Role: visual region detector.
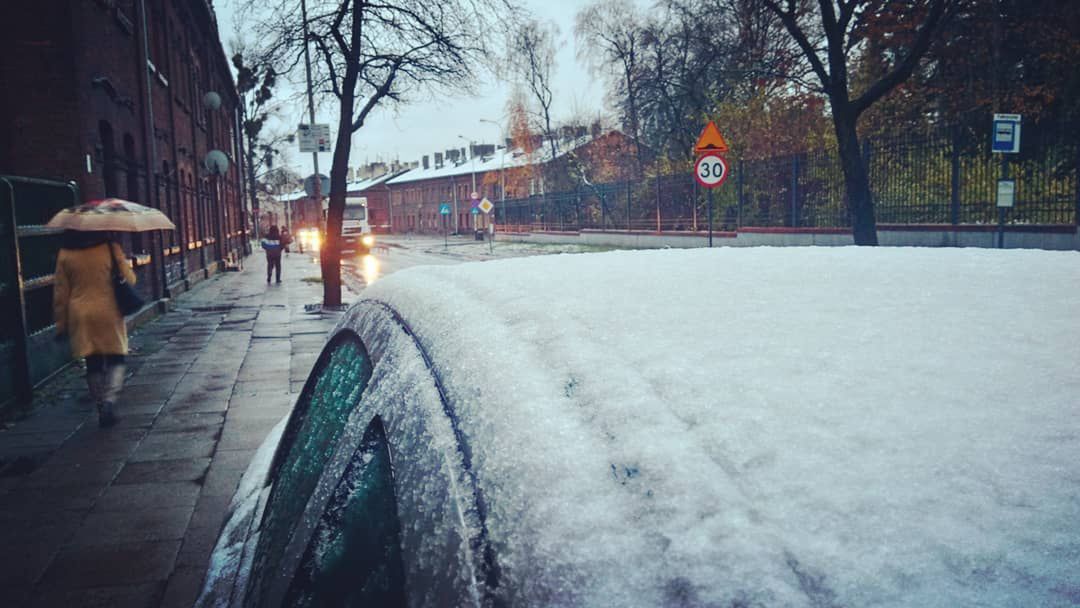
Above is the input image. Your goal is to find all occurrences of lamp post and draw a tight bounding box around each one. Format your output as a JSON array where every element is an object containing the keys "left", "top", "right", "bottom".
[
  {"left": 457, "top": 135, "right": 478, "bottom": 233},
  {"left": 479, "top": 119, "right": 507, "bottom": 223},
  {"left": 479, "top": 120, "right": 506, "bottom": 199}
]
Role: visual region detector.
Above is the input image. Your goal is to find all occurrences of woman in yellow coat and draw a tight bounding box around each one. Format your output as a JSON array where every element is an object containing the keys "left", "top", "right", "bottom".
[{"left": 52, "top": 230, "right": 136, "bottom": 427}]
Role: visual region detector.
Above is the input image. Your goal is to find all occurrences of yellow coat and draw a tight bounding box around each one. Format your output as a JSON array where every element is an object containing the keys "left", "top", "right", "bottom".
[{"left": 52, "top": 242, "right": 137, "bottom": 358}]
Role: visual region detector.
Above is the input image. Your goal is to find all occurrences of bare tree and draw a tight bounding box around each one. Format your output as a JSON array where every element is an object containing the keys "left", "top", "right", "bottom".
[
  {"left": 762, "top": 0, "right": 958, "bottom": 245},
  {"left": 232, "top": 48, "right": 288, "bottom": 238},
  {"left": 508, "top": 19, "right": 561, "bottom": 163},
  {"left": 242, "top": 0, "right": 512, "bottom": 305},
  {"left": 575, "top": 0, "right": 646, "bottom": 175}
]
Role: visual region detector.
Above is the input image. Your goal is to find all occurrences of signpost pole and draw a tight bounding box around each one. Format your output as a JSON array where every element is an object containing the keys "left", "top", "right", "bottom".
[
  {"left": 707, "top": 188, "right": 713, "bottom": 248},
  {"left": 693, "top": 121, "right": 730, "bottom": 249},
  {"left": 998, "top": 156, "right": 1008, "bottom": 249},
  {"left": 300, "top": 0, "right": 322, "bottom": 216},
  {"left": 991, "top": 113, "right": 1021, "bottom": 249}
]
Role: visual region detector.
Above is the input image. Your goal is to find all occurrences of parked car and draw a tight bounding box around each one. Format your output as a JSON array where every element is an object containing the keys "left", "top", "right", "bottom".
[{"left": 199, "top": 247, "right": 1080, "bottom": 608}]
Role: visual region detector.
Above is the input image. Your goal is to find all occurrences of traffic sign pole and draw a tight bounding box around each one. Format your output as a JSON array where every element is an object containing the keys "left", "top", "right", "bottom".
[
  {"left": 693, "top": 123, "right": 732, "bottom": 249},
  {"left": 707, "top": 188, "right": 713, "bottom": 247},
  {"left": 998, "top": 158, "right": 1008, "bottom": 249}
]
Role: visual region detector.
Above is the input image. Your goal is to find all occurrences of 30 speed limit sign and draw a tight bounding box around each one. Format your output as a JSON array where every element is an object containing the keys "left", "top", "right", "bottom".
[{"left": 694, "top": 153, "right": 729, "bottom": 188}]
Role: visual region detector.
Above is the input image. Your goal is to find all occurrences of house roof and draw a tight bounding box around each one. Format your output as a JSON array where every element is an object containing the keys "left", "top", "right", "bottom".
[
  {"left": 385, "top": 131, "right": 616, "bottom": 186},
  {"left": 274, "top": 170, "right": 402, "bottom": 203}
]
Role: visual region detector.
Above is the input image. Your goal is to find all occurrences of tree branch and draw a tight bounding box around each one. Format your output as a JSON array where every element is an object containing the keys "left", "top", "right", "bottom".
[
  {"left": 851, "top": 0, "right": 952, "bottom": 115},
  {"left": 762, "top": 0, "right": 831, "bottom": 90}
]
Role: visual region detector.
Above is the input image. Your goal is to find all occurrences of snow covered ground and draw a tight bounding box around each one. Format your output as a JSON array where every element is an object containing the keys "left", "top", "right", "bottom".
[{"left": 360, "top": 246, "right": 1080, "bottom": 607}]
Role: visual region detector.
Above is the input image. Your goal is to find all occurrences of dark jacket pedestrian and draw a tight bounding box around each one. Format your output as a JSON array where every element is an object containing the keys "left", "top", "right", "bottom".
[
  {"left": 280, "top": 226, "right": 292, "bottom": 254},
  {"left": 52, "top": 230, "right": 135, "bottom": 427},
  {"left": 261, "top": 225, "right": 284, "bottom": 283}
]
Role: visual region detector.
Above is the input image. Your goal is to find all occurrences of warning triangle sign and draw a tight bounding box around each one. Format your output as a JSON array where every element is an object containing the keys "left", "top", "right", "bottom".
[{"left": 694, "top": 121, "right": 729, "bottom": 155}]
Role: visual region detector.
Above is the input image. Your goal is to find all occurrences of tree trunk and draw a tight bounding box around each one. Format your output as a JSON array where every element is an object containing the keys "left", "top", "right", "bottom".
[
  {"left": 832, "top": 104, "right": 878, "bottom": 245},
  {"left": 321, "top": 111, "right": 352, "bottom": 307},
  {"left": 245, "top": 143, "right": 260, "bottom": 239}
]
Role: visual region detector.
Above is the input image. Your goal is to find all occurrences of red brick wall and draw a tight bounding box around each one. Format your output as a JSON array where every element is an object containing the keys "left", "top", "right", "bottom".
[{"left": 0, "top": 0, "right": 247, "bottom": 295}]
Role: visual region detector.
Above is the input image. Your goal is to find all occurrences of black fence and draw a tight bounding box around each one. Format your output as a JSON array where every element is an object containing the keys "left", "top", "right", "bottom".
[
  {"left": 496, "top": 123, "right": 1079, "bottom": 232},
  {"left": 1, "top": 176, "right": 81, "bottom": 406}
]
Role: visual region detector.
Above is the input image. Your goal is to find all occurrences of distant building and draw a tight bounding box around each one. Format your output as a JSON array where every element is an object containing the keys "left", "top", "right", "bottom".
[
  {"left": 274, "top": 169, "right": 407, "bottom": 234},
  {"left": 0, "top": 0, "right": 247, "bottom": 298},
  {"left": 385, "top": 129, "right": 642, "bottom": 234}
]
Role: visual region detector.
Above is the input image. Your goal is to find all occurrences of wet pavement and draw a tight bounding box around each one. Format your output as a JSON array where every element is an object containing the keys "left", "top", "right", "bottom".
[{"left": 0, "top": 250, "right": 357, "bottom": 607}]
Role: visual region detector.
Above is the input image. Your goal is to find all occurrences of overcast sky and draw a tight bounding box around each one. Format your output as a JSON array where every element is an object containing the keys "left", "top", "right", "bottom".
[{"left": 214, "top": 0, "right": 609, "bottom": 178}]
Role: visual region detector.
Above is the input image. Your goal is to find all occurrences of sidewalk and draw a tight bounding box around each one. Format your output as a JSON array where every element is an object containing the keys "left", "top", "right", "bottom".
[{"left": 0, "top": 250, "right": 356, "bottom": 607}]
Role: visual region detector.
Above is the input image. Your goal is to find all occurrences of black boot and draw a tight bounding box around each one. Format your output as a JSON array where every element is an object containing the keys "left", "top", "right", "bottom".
[{"left": 98, "top": 402, "right": 118, "bottom": 427}]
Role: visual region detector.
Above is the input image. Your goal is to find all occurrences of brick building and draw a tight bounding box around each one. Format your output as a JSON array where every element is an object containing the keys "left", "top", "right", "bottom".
[
  {"left": 386, "top": 129, "right": 641, "bottom": 234},
  {"left": 273, "top": 169, "right": 410, "bottom": 235},
  {"left": 0, "top": 0, "right": 247, "bottom": 301}
]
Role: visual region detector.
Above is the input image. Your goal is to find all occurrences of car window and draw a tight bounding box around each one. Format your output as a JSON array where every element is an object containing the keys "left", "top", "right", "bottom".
[
  {"left": 282, "top": 415, "right": 407, "bottom": 607},
  {"left": 246, "top": 332, "right": 374, "bottom": 607}
]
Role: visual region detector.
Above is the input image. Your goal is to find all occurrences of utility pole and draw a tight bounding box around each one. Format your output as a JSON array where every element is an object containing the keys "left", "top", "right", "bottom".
[{"left": 300, "top": 0, "right": 322, "bottom": 223}]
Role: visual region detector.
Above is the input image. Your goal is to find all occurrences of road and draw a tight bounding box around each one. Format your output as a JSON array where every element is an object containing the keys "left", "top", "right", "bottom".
[{"left": 331, "top": 234, "right": 612, "bottom": 293}]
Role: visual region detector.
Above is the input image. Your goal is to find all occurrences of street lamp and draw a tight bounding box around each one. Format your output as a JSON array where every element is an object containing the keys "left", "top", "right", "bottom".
[
  {"left": 480, "top": 118, "right": 510, "bottom": 237},
  {"left": 456, "top": 134, "right": 477, "bottom": 193},
  {"left": 457, "top": 134, "right": 478, "bottom": 233},
  {"left": 479, "top": 118, "right": 507, "bottom": 206}
]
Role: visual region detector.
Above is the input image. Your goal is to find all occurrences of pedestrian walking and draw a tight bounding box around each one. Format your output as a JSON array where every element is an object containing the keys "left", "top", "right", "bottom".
[
  {"left": 280, "top": 226, "right": 293, "bottom": 255},
  {"left": 52, "top": 230, "right": 136, "bottom": 427},
  {"left": 47, "top": 198, "right": 174, "bottom": 428},
  {"left": 262, "top": 225, "right": 285, "bottom": 283}
]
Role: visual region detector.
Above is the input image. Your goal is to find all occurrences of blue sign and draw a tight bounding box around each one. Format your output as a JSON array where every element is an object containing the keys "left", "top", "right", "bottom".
[
  {"left": 470, "top": 207, "right": 480, "bottom": 215},
  {"left": 991, "top": 114, "right": 1021, "bottom": 154},
  {"left": 439, "top": 203, "right": 451, "bottom": 215}
]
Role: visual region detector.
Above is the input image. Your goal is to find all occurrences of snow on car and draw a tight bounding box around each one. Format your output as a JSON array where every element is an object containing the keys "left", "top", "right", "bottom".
[{"left": 199, "top": 246, "right": 1080, "bottom": 608}]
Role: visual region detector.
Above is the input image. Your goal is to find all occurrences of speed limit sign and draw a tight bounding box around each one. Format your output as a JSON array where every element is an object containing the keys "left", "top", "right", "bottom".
[{"left": 695, "top": 153, "right": 729, "bottom": 188}]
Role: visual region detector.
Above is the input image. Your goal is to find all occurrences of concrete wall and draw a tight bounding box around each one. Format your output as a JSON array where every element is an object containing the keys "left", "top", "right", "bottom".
[{"left": 499, "top": 226, "right": 1080, "bottom": 251}]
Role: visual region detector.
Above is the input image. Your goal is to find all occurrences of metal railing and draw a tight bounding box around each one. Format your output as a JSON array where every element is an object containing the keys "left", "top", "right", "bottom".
[
  {"left": 489, "top": 123, "right": 1078, "bottom": 233},
  {"left": 1, "top": 176, "right": 81, "bottom": 406}
]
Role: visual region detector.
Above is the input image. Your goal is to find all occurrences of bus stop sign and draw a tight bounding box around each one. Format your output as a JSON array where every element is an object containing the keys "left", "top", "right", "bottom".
[{"left": 992, "top": 114, "right": 1021, "bottom": 154}]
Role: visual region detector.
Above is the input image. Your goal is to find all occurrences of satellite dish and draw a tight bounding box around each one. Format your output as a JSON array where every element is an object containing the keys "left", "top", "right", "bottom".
[
  {"left": 203, "top": 91, "right": 222, "bottom": 111},
  {"left": 204, "top": 150, "right": 229, "bottom": 175}
]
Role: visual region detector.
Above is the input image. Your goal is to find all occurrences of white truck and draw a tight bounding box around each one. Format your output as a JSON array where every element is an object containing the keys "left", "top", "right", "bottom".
[{"left": 341, "top": 196, "right": 374, "bottom": 253}]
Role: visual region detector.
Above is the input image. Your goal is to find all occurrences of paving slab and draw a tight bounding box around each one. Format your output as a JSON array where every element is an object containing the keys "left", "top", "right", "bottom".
[
  {"left": 29, "top": 582, "right": 165, "bottom": 608},
  {"left": 114, "top": 458, "right": 211, "bottom": 485},
  {"left": 129, "top": 437, "right": 217, "bottom": 462},
  {"left": 21, "top": 458, "right": 125, "bottom": 488},
  {"left": 38, "top": 541, "right": 182, "bottom": 588},
  {"left": 68, "top": 507, "right": 193, "bottom": 547}
]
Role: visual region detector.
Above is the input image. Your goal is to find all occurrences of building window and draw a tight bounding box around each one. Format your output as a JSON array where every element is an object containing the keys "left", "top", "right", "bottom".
[
  {"left": 123, "top": 133, "right": 138, "bottom": 201},
  {"left": 99, "top": 121, "right": 117, "bottom": 197}
]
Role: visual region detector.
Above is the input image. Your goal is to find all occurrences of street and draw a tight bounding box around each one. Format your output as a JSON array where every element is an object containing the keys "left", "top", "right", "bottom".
[{"left": 338, "top": 234, "right": 615, "bottom": 292}]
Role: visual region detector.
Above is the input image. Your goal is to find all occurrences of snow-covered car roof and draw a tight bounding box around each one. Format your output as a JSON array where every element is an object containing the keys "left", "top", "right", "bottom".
[{"left": 356, "top": 246, "right": 1080, "bottom": 607}]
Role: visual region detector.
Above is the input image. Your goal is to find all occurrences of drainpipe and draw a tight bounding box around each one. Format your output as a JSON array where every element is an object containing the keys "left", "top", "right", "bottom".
[{"left": 137, "top": 0, "right": 167, "bottom": 299}]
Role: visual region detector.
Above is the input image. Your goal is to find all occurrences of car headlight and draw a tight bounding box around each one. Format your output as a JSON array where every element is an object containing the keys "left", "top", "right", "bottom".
[{"left": 362, "top": 235, "right": 375, "bottom": 248}]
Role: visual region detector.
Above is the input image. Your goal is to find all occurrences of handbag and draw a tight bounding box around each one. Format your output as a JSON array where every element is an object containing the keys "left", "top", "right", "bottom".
[{"left": 108, "top": 241, "right": 144, "bottom": 316}]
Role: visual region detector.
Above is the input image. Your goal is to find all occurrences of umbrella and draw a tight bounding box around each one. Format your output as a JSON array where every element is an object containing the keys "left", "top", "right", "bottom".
[{"left": 46, "top": 198, "right": 176, "bottom": 232}]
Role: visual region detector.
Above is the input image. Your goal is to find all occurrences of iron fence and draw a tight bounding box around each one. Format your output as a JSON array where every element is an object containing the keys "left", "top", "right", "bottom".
[
  {"left": 493, "top": 122, "right": 1078, "bottom": 232},
  {"left": 1, "top": 176, "right": 81, "bottom": 406}
]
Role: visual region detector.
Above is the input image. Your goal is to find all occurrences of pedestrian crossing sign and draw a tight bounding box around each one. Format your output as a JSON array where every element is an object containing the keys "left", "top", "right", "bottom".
[{"left": 439, "top": 203, "right": 451, "bottom": 215}]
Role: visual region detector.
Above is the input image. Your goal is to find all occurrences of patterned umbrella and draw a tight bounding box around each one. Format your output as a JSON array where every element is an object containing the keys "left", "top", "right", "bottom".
[{"left": 46, "top": 198, "right": 175, "bottom": 232}]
